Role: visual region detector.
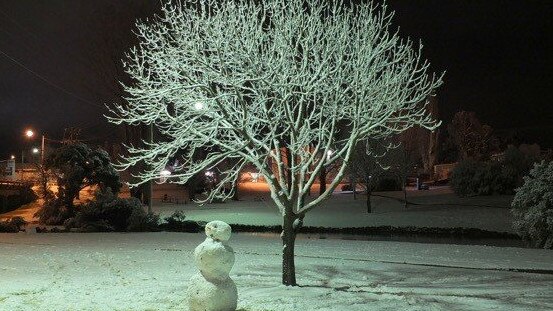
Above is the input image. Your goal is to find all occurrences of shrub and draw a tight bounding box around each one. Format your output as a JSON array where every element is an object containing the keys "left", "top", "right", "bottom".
[
  {"left": 35, "top": 198, "right": 73, "bottom": 225},
  {"left": 160, "top": 211, "right": 202, "bottom": 232},
  {"left": 35, "top": 143, "right": 121, "bottom": 223},
  {"left": 451, "top": 159, "right": 489, "bottom": 196},
  {"left": 499, "top": 146, "right": 535, "bottom": 193},
  {"left": 374, "top": 177, "right": 401, "bottom": 191},
  {"left": 511, "top": 161, "right": 553, "bottom": 249},
  {"left": 0, "top": 217, "right": 27, "bottom": 232},
  {"left": 66, "top": 189, "right": 159, "bottom": 232},
  {"left": 451, "top": 148, "right": 535, "bottom": 196}
]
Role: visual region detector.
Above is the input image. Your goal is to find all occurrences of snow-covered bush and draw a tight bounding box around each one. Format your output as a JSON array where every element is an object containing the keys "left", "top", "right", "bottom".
[
  {"left": 511, "top": 161, "right": 553, "bottom": 249},
  {"left": 160, "top": 211, "right": 202, "bottom": 232},
  {"left": 36, "top": 198, "right": 72, "bottom": 225},
  {"left": 35, "top": 143, "right": 121, "bottom": 225},
  {"left": 66, "top": 189, "right": 159, "bottom": 232}
]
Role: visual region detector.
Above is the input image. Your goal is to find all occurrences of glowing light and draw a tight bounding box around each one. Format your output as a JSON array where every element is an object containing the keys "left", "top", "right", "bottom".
[
  {"left": 326, "top": 149, "right": 334, "bottom": 160},
  {"left": 205, "top": 170, "right": 214, "bottom": 177},
  {"left": 249, "top": 172, "right": 260, "bottom": 182},
  {"left": 25, "top": 129, "right": 34, "bottom": 138},
  {"left": 194, "top": 102, "right": 205, "bottom": 110},
  {"left": 32, "top": 148, "right": 39, "bottom": 154},
  {"left": 10, "top": 155, "right": 15, "bottom": 160},
  {"left": 160, "top": 169, "right": 172, "bottom": 177}
]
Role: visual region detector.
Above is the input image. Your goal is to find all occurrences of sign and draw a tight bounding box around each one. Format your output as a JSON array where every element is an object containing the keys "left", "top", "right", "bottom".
[{"left": 4, "top": 160, "right": 15, "bottom": 180}]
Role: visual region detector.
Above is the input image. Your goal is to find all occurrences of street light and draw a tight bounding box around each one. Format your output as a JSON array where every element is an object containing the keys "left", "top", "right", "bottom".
[
  {"left": 22, "top": 129, "right": 34, "bottom": 163},
  {"left": 10, "top": 155, "right": 15, "bottom": 160},
  {"left": 23, "top": 128, "right": 46, "bottom": 165},
  {"left": 159, "top": 169, "right": 171, "bottom": 183}
]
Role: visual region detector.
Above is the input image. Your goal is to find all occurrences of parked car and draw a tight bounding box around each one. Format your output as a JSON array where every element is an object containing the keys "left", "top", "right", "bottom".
[
  {"left": 418, "top": 182, "right": 430, "bottom": 190},
  {"left": 341, "top": 184, "right": 354, "bottom": 191}
]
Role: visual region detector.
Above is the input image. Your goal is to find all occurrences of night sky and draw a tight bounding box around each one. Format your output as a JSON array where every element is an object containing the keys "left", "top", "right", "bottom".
[{"left": 1, "top": 0, "right": 552, "bottom": 158}]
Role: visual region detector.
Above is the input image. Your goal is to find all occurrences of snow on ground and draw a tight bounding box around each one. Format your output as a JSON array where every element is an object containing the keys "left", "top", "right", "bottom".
[
  {"left": 1, "top": 183, "right": 515, "bottom": 234},
  {"left": 153, "top": 183, "right": 515, "bottom": 233},
  {"left": 1, "top": 232, "right": 552, "bottom": 311}
]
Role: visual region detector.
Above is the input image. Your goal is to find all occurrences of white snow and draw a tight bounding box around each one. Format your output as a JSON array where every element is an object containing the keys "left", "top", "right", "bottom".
[
  {"left": 194, "top": 238, "right": 235, "bottom": 283},
  {"left": 204, "top": 221, "right": 232, "bottom": 242},
  {"left": 189, "top": 221, "right": 237, "bottom": 311},
  {"left": 188, "top": 273, "right": 237, "bottom": 311},
  {"left": 1, "top": 232, "right": 552, "bottom": 311},
  {"left": 2, "top": 185, "right": 516, "bottom": 234},
  {"left": 153, "top": 186, "right": 515, "bottom": 233}
]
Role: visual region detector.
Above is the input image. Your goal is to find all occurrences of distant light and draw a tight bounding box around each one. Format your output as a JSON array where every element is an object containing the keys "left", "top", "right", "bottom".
[
  {"left": 10, "top": 155, "right": 15, "bottom": 160},
  {"left": 194, "top": 102, "right": 205, "bottom": 110},
  {"left": 25, "top": 129, "right": 34, "bottom": 138},
  {"left": 249, "top": 172, "right": 259, "bottom": 182},
  {"left": 159, "top": 169, "right": 172, "bottom": 183},
  {"left": 32, "top": 148, "right": 39, "bottom": 154},
  {"left": 205, "top": 170, "right": 214, "bottom": 177}
]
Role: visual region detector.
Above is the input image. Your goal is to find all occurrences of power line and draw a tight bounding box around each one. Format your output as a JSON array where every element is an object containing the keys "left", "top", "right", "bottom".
[{"left": 0, "top": 47, "right": 103, "bottom": 109}]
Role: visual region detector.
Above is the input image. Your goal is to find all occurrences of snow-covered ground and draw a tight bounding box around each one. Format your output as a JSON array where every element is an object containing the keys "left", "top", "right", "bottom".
[
  {"left": 153, "top": 183, "right": 515, "bottom": 233},
  {"left": 1, "top": 183, "right": 515, "bottom": 234},
  {"left": 1, "top": 232, "right": 552, "bottom": 310}
]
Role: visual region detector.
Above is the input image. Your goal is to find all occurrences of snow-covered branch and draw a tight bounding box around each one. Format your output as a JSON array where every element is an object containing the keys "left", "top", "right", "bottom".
[{"left": 108, "top": 0, "right": 443, "bottom": 211}]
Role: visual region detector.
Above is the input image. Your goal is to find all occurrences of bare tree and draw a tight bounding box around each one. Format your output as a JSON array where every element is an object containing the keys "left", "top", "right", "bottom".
[
  {"left": 347, "top": 141, "right": 388, "bottom": 213},
  {"left": 108, "top": 0, "right": 443, "bottom": 286},
  {"left": 448, "top": 111, "right": 497, "bottom": 160},
  {"left": 385, "top": 143, "right": 415, "bottom": 208},
  {"left": 399, "top": 96, "right": 439, "bottom": 175}
]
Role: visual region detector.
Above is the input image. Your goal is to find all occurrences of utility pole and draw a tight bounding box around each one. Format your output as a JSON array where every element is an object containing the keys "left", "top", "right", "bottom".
[{"left": 41, "top": 135, "right": 45, "bottom": 166}]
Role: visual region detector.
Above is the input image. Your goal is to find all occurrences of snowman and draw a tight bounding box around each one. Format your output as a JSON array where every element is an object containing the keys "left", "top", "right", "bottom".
[{"left": 188, "top": 221, "right": 237, "bottom": 311}]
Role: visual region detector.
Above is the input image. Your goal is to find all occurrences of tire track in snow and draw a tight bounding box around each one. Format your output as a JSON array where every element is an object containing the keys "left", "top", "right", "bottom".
[{"left": 235, "top": 250, "right": 553, "bottom": 276}]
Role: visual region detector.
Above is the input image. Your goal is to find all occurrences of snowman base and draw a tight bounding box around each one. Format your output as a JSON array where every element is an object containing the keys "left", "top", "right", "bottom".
[{"left": 188, "top": 273, "right": 237, "bottom": 311}]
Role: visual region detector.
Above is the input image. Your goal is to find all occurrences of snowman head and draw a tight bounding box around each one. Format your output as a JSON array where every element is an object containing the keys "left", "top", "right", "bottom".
[{"left": 205, "top": 221, "right": 232, "bottom": 242}]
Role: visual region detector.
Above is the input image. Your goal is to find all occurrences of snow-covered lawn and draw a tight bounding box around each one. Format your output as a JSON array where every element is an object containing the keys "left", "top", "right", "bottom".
[
  {"left": 1, "top": 184, "right": 515, "bottom": 234},
  {"left": 153, "top": 184, "right": 515, "bottom": 233},
  {"left": 1, "top": 232, "right": 552, "bottom": 310}
]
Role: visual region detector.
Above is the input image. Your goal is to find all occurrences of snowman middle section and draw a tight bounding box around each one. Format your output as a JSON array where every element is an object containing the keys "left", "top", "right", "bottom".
[{"left": 194, "top": 236, "right": 235, "bottom": 283}]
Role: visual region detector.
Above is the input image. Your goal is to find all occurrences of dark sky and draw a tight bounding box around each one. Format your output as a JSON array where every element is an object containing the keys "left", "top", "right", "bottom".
[{"left": 0, "top": 0, "right": 552, "bottom": 158}]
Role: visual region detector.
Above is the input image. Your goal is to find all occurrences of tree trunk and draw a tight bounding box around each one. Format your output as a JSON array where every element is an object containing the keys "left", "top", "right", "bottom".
[
  {"left": 232, "top": 183, "right": 240, "bottom": 201},
  {"left": 37, "top": 165, "right": 51, "bottom": 199},
  {"left": 319, "top": 166, "right": 327, "bottom": 195},
  {"left": 285, "top": 148, "right": 293, "bottom": 186},
  {"left": 351, "top": 179, "right": 357, "bottom": 200},
  {"left": 403, "top": 181, "right": 408, "bottom": 209},
  {"left": 130, "top": 186, "right": 143, "bottom": 200},
  {"left": 282, "top": 212, "right": 298, "bottom": 286},
  {"left": 366, "top": 188, "right": 372, "bottom": 213}
]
